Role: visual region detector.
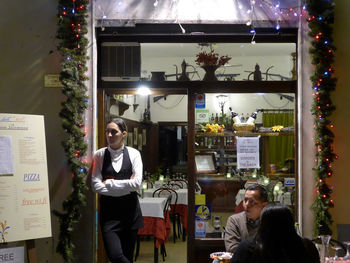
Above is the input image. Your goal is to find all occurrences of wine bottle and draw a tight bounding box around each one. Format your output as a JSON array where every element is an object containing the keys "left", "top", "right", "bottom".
[
  {"left": 246, "top": 110, "right": 258, "bottom": 124},
  {"left": 210, "top": 113, "right": 215, "bottom": 124},
  {"left": 229, "top": 107, "right": 241, "bottom": 124}
]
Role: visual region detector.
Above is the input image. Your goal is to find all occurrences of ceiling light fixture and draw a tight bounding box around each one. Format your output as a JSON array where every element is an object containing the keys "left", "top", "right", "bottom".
[{"left": 137, "top": 85, "right": 151, "bottom": 96}]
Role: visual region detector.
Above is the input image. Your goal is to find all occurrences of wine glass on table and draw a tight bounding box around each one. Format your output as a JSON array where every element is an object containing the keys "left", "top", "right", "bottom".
[
  {"left": 343, "top": 241, "right": 350, "bottom": 260},
  {"left": 331, "top": 246, "right": 342, "bottom": 261}
]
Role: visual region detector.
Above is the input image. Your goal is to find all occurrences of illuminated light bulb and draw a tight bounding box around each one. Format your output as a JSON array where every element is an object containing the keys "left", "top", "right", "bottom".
[
  {"left": 276, "top": 24, "right": 280, "bottom": 30},
  {"left": 319, "top": 179, "right": 322, "bottom": 183},
  {"left": 246, "top": 21, "right": 252, "bottom": 26},
  {"left": 294, "top": 12, "right": 298, "bottom": 16},
  {"left": 238, "top": 4, "right": 243, "bottom": 9},
  {"left": 251, "top": 40, "right": 256, "bottom": 45},
  {"left": 251, "top": 0, "right": 256, "bottom": 4},
  {"left": 303, "top": 5, "right": 306, "bottom": 10},
  {"left": 264, "top": 178, "right": 269, "bottom": 184},
  {"left": 102, "top": 15, "right": 107, "bottom": 19},
  {"left": 322, "top": 194, "right": 326, "bottom": 198},
  {"left": 154, "top": 0, "right": 158, "bottom": 7},
  {"left": 275, "top": 3, "right": 280, "bottom": 8},
  {"left": 324, "top": 40, "right": 328, "bottom": 44},
  {"left": 247, "top": 9, "right": 252, "bottom": 14},
  {"left": 250, "top": 29, "right": 255, "bottom": 34}
]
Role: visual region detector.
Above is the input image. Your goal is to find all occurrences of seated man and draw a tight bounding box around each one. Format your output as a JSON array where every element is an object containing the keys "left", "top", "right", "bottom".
[{"left": 224, "top": 184, "right": 268, "bottom": 253}]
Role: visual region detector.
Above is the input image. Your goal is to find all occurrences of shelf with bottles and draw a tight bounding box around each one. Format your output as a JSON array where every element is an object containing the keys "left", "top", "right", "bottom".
[{"left": 195, "top": 133, "right": 236, "bottom": 150}]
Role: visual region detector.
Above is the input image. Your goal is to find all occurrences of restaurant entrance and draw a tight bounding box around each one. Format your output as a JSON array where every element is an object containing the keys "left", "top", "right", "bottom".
[{"left": 95, "top": 23, "right": 298, "bottom": 263}]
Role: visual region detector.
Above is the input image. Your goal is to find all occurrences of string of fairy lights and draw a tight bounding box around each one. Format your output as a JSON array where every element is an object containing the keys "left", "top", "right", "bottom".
[
  {"left": 54, "top": 0, "right": 90, "bottom": 262},
  {"left": 96, "top": 0, "right": 307, "bottom": 44},
  {"left": 306, "top": 0, "right": 337, "bottom": 236},
  {"left": 53, "top": 0, "right": 336, "bottom": 261}
]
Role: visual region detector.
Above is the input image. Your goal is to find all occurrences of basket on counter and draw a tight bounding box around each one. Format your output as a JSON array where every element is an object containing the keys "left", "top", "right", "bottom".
[{"left": 233, "top": 123, "right": 255, "bottom": 132}]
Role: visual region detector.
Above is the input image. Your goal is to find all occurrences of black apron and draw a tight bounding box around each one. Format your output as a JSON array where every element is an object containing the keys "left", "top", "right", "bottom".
[{"left": 99, "top": 147, "right": 143, "bottom": 231}]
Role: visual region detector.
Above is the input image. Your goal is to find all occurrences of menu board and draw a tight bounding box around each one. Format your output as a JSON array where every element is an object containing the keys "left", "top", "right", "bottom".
[{"left": 0, "top": 113, "right": 51, "bottom": 243}]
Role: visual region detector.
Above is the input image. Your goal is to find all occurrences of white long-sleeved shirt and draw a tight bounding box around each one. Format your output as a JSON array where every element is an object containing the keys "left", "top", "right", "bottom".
[{"left": 91, "top": 145, "right": 143, "bottom": 197}]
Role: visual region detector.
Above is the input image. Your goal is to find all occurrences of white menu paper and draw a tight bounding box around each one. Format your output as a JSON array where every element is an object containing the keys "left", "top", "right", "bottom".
[
  {"left": 236, "top": 136, "right": 260, "bottom": 169},
  {"left": 0, "top": 113, "right": 51, "bottom": 243}
]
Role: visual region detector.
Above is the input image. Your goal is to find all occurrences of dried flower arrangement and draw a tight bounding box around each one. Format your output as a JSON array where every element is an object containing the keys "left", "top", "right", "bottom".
[{"left": 195, "top": 50, "right": 231, "bottom": 66}]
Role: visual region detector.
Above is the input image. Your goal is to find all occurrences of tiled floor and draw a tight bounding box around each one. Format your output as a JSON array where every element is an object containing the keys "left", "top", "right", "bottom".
[{"left": 135, "top": 234, "right": 187, "bottom": 263}]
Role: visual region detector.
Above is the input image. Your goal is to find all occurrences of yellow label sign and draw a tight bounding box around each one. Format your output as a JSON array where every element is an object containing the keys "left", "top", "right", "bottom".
[
  {"left": 44, "top": 74, "right": 63, "bottom": 88},
  {"left": 195, "top": 205, "right": 211, "bottom": 220}
]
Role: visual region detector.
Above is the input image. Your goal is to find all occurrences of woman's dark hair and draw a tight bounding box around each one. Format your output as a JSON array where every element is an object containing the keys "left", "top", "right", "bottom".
[
  {"left": 253, "top": 204, "right": 309, "bottom": 263},
  {"left": 108, "top": 118, "right": 127, "bottom": 132}
]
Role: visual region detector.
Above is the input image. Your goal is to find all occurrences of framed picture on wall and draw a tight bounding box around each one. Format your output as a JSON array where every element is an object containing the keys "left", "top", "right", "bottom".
[
  {"left": 142, "top": 129, "right": 146, "bottom": 146},
  {"left": 133, "top": 127, "right": 138, "bottom": 146},
  {"left": 138, "top": 134, "right": 142, "bottom": 151},
  {"left": 128, "top": 132, "right": 133, "bottom": 147},
  {"left": 195, "top": 153, "right": 216, "bottom": 174}
]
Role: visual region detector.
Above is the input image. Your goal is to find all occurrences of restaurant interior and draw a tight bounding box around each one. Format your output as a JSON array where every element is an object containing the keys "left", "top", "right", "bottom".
[{"left": 96, "top": 24, "right": 298, "bottom": 262}]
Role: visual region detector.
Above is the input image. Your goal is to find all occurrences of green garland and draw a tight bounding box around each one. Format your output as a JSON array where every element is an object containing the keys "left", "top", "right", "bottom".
[
  {"left": 52, "top": 0, "right": 89, "bottom": 261},
  {"left": 306, "top": 0, "right": 337, "bottom": 236}
]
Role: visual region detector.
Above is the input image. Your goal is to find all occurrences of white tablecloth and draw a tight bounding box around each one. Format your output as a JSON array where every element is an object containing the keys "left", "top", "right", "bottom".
[
  {"left": 139, "top": 197, "right": 167, "bottom": 219},
  {"left": 143, "top": 188, "right": 188, "bottom": 205}
]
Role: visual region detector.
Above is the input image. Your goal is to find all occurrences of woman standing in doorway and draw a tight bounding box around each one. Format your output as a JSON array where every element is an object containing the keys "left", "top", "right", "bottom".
[{"left": 91, "top": 118, "right": 143, "bottom": 263}]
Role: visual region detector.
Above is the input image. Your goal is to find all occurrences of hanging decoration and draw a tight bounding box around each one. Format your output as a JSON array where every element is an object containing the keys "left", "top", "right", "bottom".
[
  {"left": 306, "top": 0, "right": 337, "bottom": 236},
  {"left": 53, "top": 0, "right": 90, "bottom": 262}
]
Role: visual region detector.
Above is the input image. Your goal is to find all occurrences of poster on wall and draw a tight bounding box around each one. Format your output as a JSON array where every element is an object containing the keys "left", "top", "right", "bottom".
[
  {"left": 236, "top": 136, "right": 260, "bottom": 169},
  {"left": 0, "top": 113, "right": 51, "bottom": 243}
]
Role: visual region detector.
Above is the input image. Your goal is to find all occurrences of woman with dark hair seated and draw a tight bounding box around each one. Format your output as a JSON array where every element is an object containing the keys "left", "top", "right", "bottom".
[{"left": 230, "top": 204, "right": 320, "bottom": 263}]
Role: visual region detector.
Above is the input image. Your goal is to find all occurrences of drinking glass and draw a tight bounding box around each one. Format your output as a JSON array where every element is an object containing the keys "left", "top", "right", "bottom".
[
  {"left": 343, "top": 241, "right": 350, "bottom": 260},
  {"left": 319, "top": 235, "right": 332, "bottom": 263},
  {"left": 332, "top": 246, "right": 342, "bottom": 261}
]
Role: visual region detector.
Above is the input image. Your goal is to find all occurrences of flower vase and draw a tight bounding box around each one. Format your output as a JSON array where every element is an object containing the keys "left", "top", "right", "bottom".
[{"left": 201, "top": 65, "right": 220, "bottom": 81}]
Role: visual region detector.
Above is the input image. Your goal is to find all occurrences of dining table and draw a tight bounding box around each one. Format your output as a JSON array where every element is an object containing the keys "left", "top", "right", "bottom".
[
  {"left": 137, "top": 197, "right": 171, "bottom": 263},
  {"left": 143, "top": 188, "right": 188, "bottom": 236}
]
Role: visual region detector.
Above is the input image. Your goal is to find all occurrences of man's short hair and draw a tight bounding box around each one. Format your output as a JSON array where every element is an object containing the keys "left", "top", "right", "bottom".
[{"left": 246, "top": 184, "right": 268, "bottom": 203}]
